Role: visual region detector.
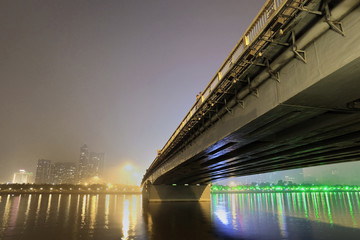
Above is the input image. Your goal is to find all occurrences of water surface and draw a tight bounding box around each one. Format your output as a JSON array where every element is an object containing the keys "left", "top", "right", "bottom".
[{"left": 0, "top": 192, "right": 360, "bottom": 239}]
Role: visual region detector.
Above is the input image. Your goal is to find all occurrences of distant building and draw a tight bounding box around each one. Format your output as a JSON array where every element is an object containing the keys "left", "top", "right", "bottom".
[
  {"left": 89, "top": 152, "right": 104, "bottom": 177},
  {"left": 78, "top": 144, "right": 90, "bottom": 182},
  {"left": 13, "top": 169, "right": 33, "bottom": 184},
  {"left": 269, "top": 169, "right": 304, "bottom": 184},
  {"left": 78, "top": 144, "right": 105, "bottom": 183},
  {"left": 35, "top": 159, "right": 53, "bottom": 184},
  {"left": 53, "top": 162, "right": 77, "bottom": 184},
  {"left": 291, "top": 162, "right": 360, "bottom": 185}
]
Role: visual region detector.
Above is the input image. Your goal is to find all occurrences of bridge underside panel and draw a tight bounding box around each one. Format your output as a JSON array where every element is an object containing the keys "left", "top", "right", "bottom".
[
  {"left": 142, "top": 184, "right": 210, "bottom": 202},
  {"left": 154, "top": 52, "right": 360, "bottom": 184},
  {"left": 145, "top": 3, "right": 360, "bottom": 185}
]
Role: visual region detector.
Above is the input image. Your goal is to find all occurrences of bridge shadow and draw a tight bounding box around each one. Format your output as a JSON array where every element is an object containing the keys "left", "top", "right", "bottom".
[
  {"left": 142, "top": 199, "right": 251, "bottom": 240},
  {"left": 142, "top": 201, "right": 219, "bottom": 240}
]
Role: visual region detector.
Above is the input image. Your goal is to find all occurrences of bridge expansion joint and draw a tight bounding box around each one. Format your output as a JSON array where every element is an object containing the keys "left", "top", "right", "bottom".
[
  {"left": 265, "top": 59, "right": 280, "bottom": 82},
  {"left": 224, "top": 99, "right": 233, "bottom": 115},
  {"left": 324, "top": 1, "right": 345, "bottom": 36},
  {"left": 291, "top": 31, "right": 307, "bottom": 63},
  {"left": 286, "top": 0, "right": 345, "bottom": 37},
  {"left": 247, "top": 76, "right": 259, "bottom": 98},
  {"left": 236, "top": 98, "right": 245, "bottom": 109},
  {"left": 287, "top": 4, "right": 323, "bottom": 16}
]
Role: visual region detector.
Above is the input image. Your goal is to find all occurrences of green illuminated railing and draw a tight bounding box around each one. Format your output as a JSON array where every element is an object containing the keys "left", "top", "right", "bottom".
[{"left": 211, "top": 184, "right": 360, "bottom": 192}]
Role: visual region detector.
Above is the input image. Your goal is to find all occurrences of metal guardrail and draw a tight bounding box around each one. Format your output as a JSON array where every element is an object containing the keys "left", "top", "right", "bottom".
[{"left": 151, "top": 0, "right": 294, "bottom": 169}]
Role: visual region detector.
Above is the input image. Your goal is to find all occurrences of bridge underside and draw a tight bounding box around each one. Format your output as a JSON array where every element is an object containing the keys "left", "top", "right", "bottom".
[
  {"left": 155, "top": 56, "right": 360, "bottom": 184},
  {"left": 142, "top": 183, "right": 210, "bottom": 202},
  {"left": 143, "top": 1, "right": 360, "bottom": 187}
]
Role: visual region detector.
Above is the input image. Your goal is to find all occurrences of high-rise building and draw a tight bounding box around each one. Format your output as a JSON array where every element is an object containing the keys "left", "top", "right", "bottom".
[
  {"left": 13, "top": 169, "right": 33, "bottom": 184},
  {"left": 78, "top": 144, "right": 89, "bottom": 183},
  {"left": 89, "top": 152, "right": 104, "bottom": 177},
  {"left": 35, "top": 159, "right": 53, "bottom": 184},
  {"left": 78, "top": 144, "right": 105, "bottom": 183},
  {"left": 53, "top": 162, "right": 77, "bottom": 184}
]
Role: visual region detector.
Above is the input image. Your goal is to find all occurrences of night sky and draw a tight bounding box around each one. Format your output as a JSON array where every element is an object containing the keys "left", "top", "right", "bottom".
[
  {"left": 1, "top": 0, "right": 359, "bottom": 184},
  {"left": 0, "top": 0, "right": 267, "bottom": 182}
]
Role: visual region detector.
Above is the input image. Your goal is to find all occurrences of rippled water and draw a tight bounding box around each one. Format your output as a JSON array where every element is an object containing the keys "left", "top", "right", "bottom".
[{"left": 0, "top": 192, "right": 360, "bottom": 239}]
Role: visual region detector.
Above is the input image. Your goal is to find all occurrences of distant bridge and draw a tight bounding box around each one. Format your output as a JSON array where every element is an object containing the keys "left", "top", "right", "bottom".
[{"left": 142, "top": 0, "right": 360, "bottom": 201}]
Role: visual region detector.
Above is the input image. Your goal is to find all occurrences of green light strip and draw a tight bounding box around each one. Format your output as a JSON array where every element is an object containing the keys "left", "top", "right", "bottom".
[{"left": 211, "top": 184, "right": 360, "bottom": 193}]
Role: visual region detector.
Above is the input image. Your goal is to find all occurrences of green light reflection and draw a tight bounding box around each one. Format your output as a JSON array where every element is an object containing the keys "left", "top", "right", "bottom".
[
  {"left": 325, "top": 193, "right": 333, "bottom": 226},
  {"left": 211, "top": 190, "right": 360, "bottom": 230}
]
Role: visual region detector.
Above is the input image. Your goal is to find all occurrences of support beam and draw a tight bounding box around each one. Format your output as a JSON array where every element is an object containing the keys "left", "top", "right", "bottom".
[{"left": 142, "top": 183, "right": 210, "bottom": 202}]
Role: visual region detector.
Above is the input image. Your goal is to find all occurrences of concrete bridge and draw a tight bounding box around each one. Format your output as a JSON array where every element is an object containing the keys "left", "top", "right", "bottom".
[{"left": 142, "top": 0, "right": 360, "bottom": 202}]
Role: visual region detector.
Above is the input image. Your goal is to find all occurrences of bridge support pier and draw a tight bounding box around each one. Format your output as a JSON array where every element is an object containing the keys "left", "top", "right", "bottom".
[{"left": 142, "top": 183, "right": 210, "bottom": 202}]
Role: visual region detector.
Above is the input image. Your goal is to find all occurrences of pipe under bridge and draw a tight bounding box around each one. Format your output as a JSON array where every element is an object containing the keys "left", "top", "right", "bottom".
[{"left": 142, "top": 0, "right": 360, "bottom": 202}]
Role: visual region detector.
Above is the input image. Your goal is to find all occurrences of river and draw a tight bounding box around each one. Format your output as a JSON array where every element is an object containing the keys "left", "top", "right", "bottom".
[{"left": 0, "top": 192, "right": 360, "bottom": 239}]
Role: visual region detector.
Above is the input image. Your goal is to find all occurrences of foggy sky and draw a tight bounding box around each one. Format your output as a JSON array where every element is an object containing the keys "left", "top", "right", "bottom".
[
  {"left": 0, "top": 0, "right": 267, "bottom": 182},
  {"left": 2, "top": 0, "right": 359, "bottom": 184}
]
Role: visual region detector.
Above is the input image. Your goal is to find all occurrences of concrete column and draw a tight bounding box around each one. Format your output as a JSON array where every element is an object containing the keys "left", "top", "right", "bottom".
[{"left": 142, "top": 183, "right": 211, "bottom": 202}]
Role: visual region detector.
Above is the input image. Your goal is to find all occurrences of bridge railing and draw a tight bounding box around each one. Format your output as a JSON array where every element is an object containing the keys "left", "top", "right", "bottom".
[{"left": 155, "top": 0, "right": 289, "bottom": 164}]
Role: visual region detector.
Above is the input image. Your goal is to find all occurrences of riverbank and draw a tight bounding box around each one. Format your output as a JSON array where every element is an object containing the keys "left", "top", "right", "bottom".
[{"left": 0, "top": 183, "right": 141, "bottom": 194}]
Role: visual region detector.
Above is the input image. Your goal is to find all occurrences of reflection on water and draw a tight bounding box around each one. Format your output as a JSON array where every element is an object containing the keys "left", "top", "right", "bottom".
[
  {"left": 143, "top": 200, "right": 214, "bottom": 240},
  {"left": 0, "top": 192, "right": 360, "bottom": 239},
  {"left": 212, "top": 192, "right": 360, "bottom": 240},
  {"left": 0, "top": 194, "right": 144, "bottom": 240}
]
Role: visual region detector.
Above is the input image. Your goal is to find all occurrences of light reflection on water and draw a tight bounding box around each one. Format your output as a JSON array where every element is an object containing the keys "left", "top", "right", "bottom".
[
  {"left": 0, "top": 194, "right": 145, "bottom": 240},
  {"left": 0, "top": 192, "right": 359, "bottom": 239},
  {"left": 211, "top": 192, "right": 360, "bottom": 239}
]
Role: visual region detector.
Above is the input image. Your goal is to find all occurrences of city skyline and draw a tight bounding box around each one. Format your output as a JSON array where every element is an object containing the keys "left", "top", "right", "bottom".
[{"left": 29, "top": 144, "right": 104, "bottom": 184}]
